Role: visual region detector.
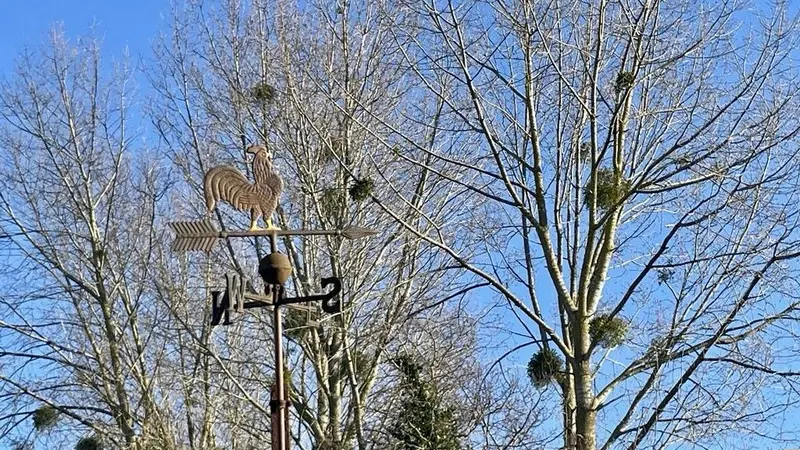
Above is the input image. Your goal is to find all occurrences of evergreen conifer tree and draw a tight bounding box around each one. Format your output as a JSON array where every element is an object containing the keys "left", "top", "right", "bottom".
[{"left": 389, "top": 356, "right": 461, "bottom": 450}]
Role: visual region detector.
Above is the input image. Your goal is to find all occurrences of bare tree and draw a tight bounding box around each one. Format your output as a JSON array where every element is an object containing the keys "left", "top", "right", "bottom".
[
  {"left": 0, "top": 31, "right": 187, "bottom": 449},
  {"left": 147, "top": 0, "right": 542, "bottom": 449},
  {"left": 333, "top": 1, "right": 800, "bottom": 449}
]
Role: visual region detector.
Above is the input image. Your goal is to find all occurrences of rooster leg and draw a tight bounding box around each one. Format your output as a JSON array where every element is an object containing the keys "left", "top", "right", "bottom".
[
  {"left": 249, "top": 209, "right": 263, "bottom": 231},
  {"left": 265, "top": 216, "right": 281, "bottom": 230}
]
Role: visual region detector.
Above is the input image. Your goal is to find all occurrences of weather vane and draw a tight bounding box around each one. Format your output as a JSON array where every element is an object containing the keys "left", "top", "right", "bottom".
[{"left": 169, "top": 144, "right": 376, "bottom": 450}]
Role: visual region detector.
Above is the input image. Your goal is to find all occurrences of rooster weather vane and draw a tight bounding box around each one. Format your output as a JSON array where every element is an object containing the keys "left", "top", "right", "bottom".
[
  {"left": 168, "top": 143, "right": 376, "bottom": 450},
  {"left": 204, "top": 144, "right": 283, "bottom": 230}
]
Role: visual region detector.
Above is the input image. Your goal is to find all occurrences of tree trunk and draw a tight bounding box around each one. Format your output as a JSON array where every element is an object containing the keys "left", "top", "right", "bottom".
[
  {"left": 572, "top": 317, "right": 596, "bottom": 450},
  {"left": 560, "top": 380, "right": 577, "bottom": 450},
  {"left": 575, "top": 396, "right": 596, "bottom": 450}
]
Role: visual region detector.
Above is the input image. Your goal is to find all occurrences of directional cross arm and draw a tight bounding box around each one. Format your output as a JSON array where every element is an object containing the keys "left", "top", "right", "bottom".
[
  {"left": 279, "top": 277, "right": 343, "bottom": 314},
  {"left": 211, "top": 275, "right": 343, "bottom": 326}
]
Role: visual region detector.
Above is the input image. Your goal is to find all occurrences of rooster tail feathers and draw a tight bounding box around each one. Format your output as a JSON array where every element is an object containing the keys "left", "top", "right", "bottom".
[
  {"left": 204, "top": 178, "right": 216, "bottom": 212},
  {"left": 203, "top": 166, "right": 249, "bottom": 212},
  {"left": 203, "top": 170, "right": 218, "bottom": 212}
]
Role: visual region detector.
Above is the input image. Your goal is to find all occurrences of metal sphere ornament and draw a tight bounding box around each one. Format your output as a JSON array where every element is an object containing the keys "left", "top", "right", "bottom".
[{"left": 259, "top": 252, "right": 292, "bottom": 285}]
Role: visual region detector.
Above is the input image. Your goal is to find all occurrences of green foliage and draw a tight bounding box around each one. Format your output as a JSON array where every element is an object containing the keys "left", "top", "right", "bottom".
[
  {"left": 250, "top": 81, "right": 277, "bottom": 104},
  {"left": 349, "top": 178, "right": 374, "bottom": 202},
  {"left": 331, "top": 136, "right": 346, "bottom": 152},
  {"left": 283, "top": 367, "right": 294, "bottom": 401},
  {"left": 657, "top": 269, "right": 674, "bottom": 285},
  {"left": 583, "top": 168, "right": 630, "bottom": 210},
  {"left": 265, "top": 367, "right": 295, "bottom": 402},
  {"left": 389, "top": 355, "right": 462, "bottom": 450},
  {"left": 672, "top": 154, "right": 693, "bottom": 167},
  {"left": 75, "top": 436, "right": 103, "bottom": 450},
  {"left": 320, "top": 188, "right": 345, "bottom": 219},
  {"left": 590, "top": 314, "right": 628, "bottom": 348},
  {"left": 32, "top": 405, "right": 59, "bottom": 431},
  {"left": 284, "top": 307, "right": 318, "bottom": 340},
  {"left": 615, "top": 71, "right": 635, "bottom": 94},
  {"left": 527, "top": 348, "right": 564, "bottom": 388},
  {"left": 644, "top": 334, "right": 684, "bottom": 361}
]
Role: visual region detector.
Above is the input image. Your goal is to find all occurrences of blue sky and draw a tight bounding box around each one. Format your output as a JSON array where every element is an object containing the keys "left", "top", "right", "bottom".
[{"left": 0, "top": 0, "right": 168, "bottom": 74}]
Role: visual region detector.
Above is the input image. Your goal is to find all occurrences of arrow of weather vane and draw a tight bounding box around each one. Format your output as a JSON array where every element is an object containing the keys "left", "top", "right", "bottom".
[{"left": 170, "top": 219, "right": 377, "bottom": 253}]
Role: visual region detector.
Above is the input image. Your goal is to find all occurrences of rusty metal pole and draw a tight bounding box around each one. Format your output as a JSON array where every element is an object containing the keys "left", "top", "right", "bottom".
[
  {"left": 273, "top": 297, "right": 286, "bottom": 450},
  {"left": 269, "top": 232, "right": 288, "bottom": 450}
]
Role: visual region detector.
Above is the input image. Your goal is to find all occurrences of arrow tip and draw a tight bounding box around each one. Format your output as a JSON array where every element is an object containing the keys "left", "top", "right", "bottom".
[{"left": 341, "top": 226, "right": 378, "bottom": 240}]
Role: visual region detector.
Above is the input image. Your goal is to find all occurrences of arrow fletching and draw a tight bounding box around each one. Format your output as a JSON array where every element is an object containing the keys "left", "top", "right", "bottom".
[{"left": 170, "top": 219, "right": 219, "bottom": 252}]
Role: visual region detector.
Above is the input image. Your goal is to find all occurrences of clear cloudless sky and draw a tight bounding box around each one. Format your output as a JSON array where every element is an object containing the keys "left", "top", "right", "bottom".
[
  {"left": 0, "top": 0, "right": 175, "bottom": 148},
  {"left": 0, "top": 0, "right": 169, "bottom": 74}
]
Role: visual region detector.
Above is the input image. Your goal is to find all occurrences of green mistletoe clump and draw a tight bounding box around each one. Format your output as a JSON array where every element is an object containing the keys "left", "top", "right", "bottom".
[
  {"left": 590, "top": 314, "right": 629, "bottom": 348},
  {"left": 527, "top": 348, "right": 564, "bottom": 388}
]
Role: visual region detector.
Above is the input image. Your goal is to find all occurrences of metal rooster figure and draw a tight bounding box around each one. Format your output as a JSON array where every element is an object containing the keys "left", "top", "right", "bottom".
[
  {"left": 204, "top": 144, "right": 283, "bottom": 230},
  {"left": 169, "top": 142, "right": 376, "bottom": 450}
]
